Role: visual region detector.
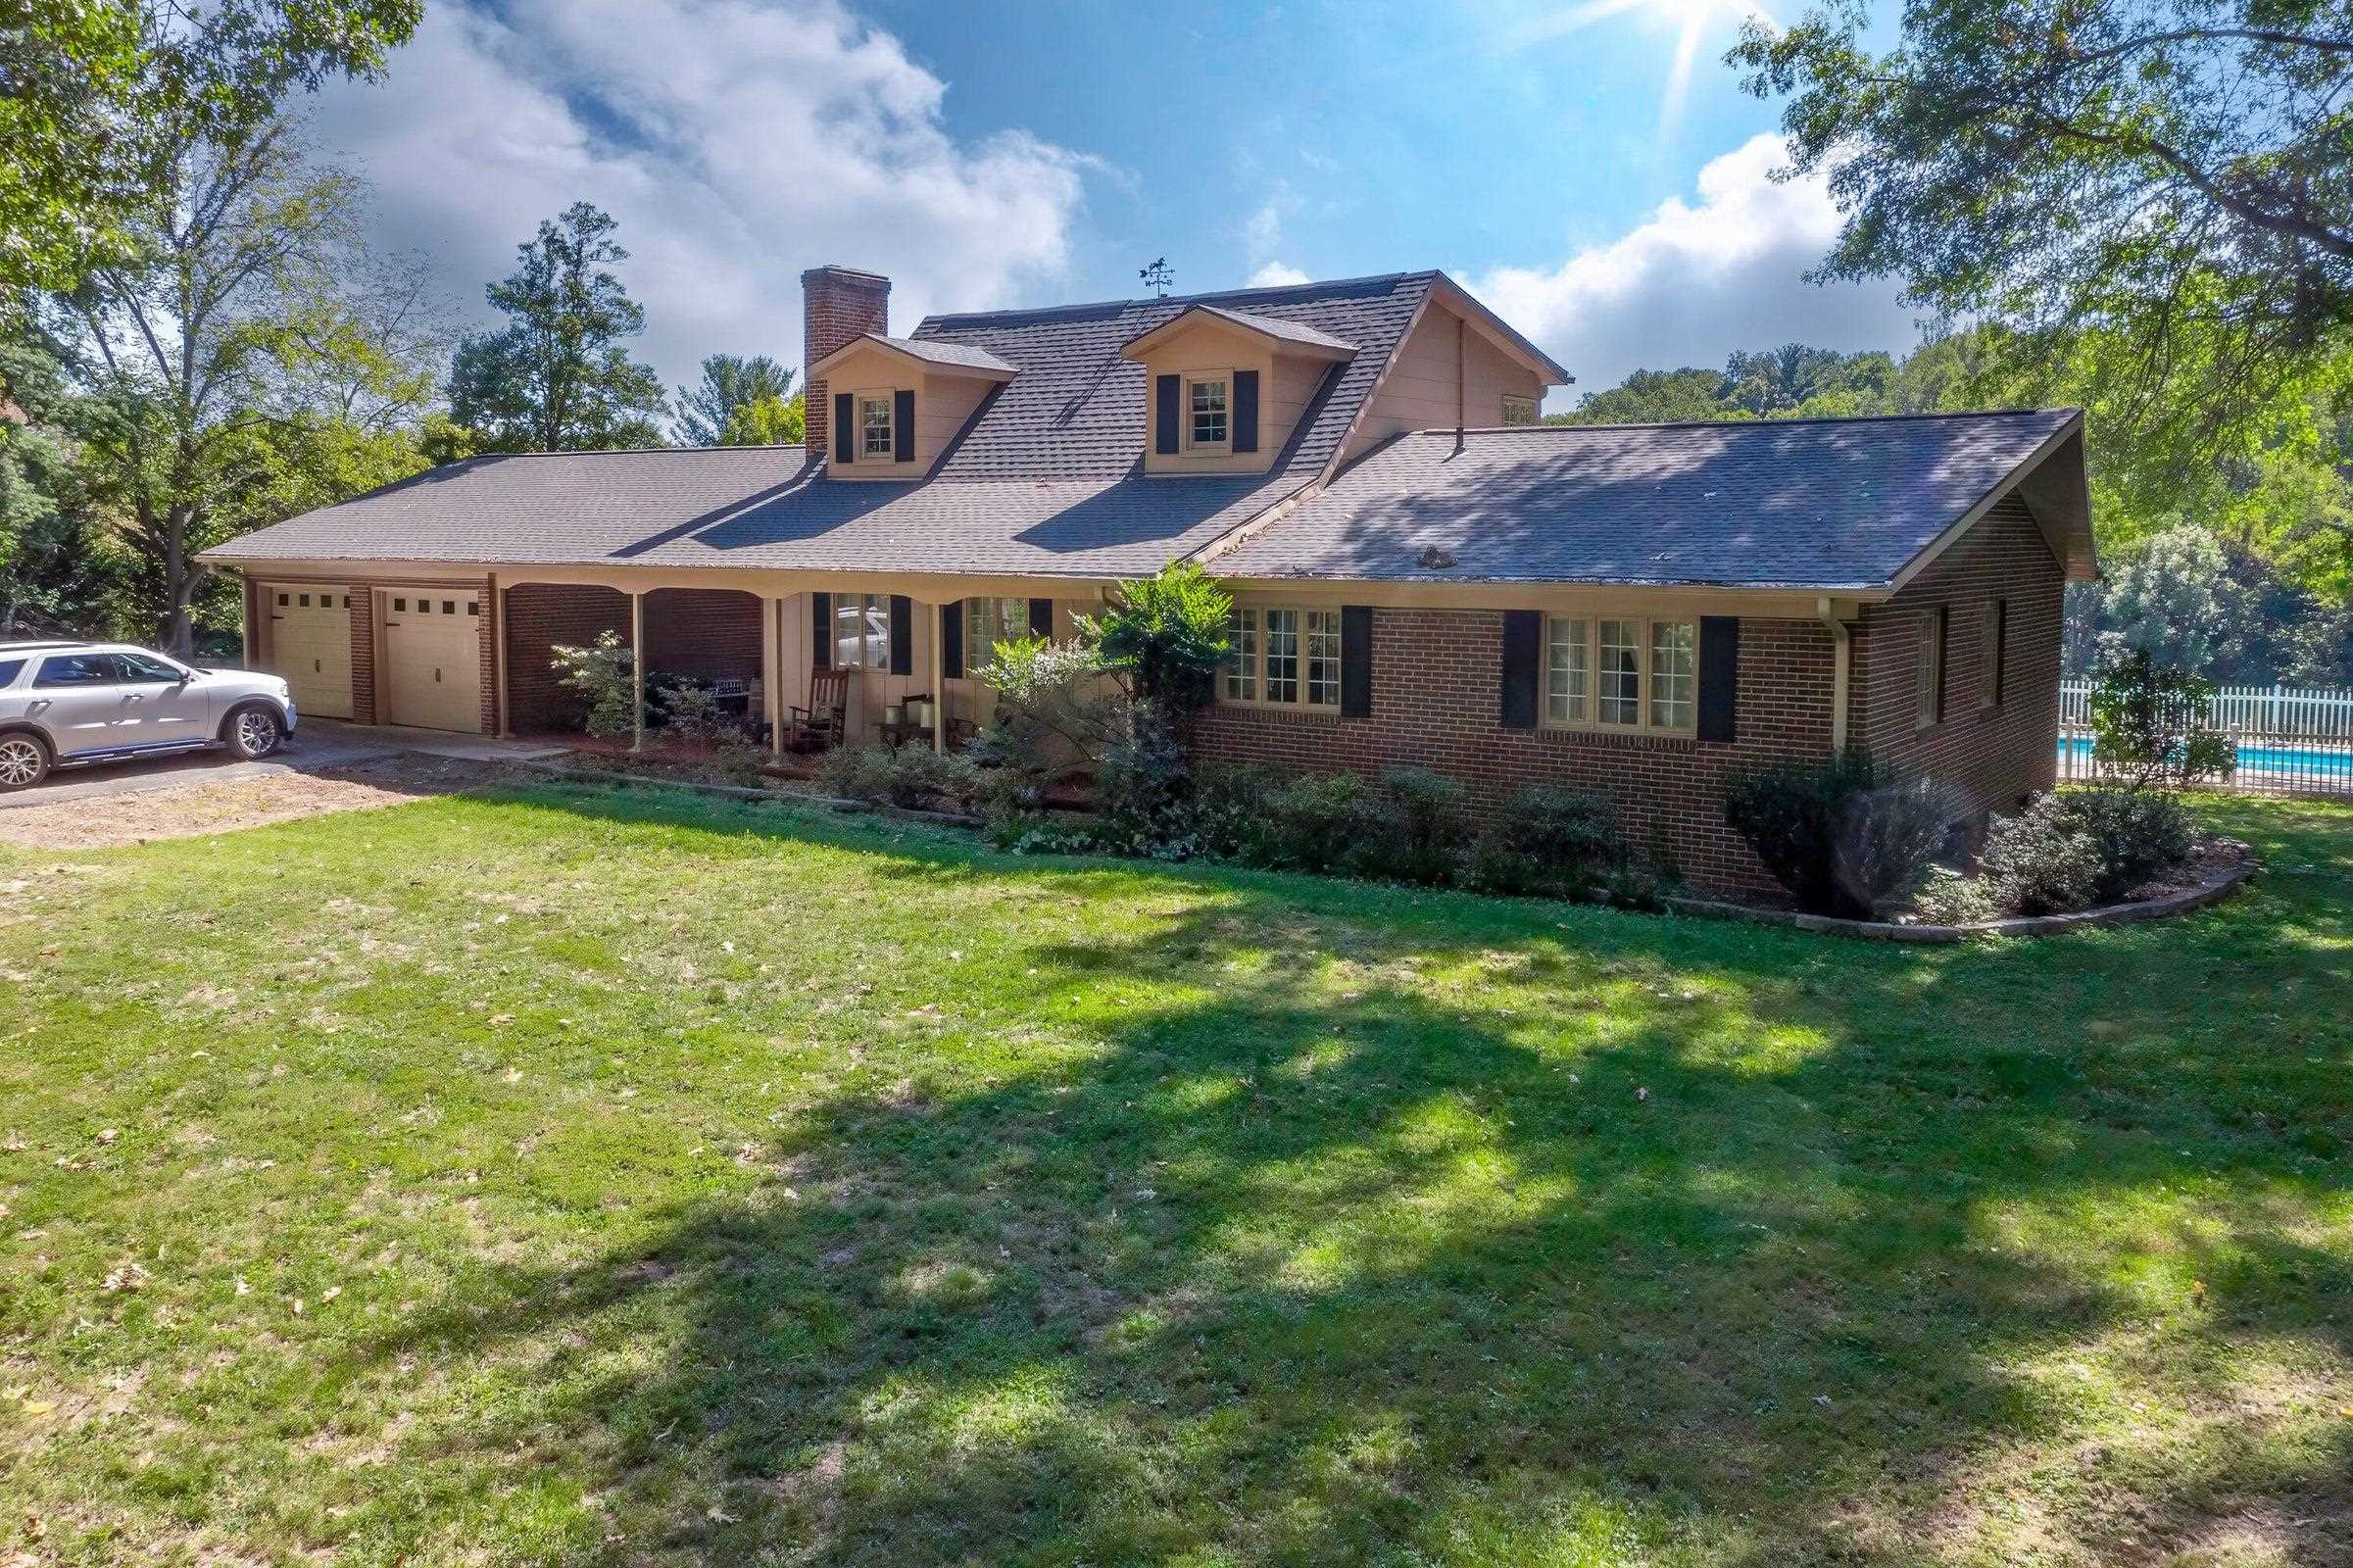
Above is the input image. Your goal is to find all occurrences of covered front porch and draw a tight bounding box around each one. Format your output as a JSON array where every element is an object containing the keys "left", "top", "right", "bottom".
[{"left": 493, "top": 570, "right": 1091, "bottom": 757}]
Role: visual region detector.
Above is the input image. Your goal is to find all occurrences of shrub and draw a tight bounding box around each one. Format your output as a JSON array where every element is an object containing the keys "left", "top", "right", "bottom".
[
  {"left": 2058, "top": 786, "right": 2194, "bottom": 902},
  {"left": 1263, "top": 772, "right": 1380, "bottom": 873},
  {"left": 548, "top": 630, "right": 635, "bottom": 738},
  {"left": 1909, "top": 864, "right": 2003, "bottom": 926},
  {"left": 815, "top": 746, "right": 896, "bottom": 805},
  {"left": 1834, "top": 775, "right": 1960, "bottom": 917},
  {"left": 1093, "top": 707, "right": 1196, "bottom": 856},
  {"left": 2088, "top": 649, "right": 2234, "bottom": 789},
  {"left": 1190, "top": 764, "right": 1291, "bottom": 864},
  {"left": 1089, "top": 563, "right": 1232, "bottom": 712},
  {"left": 1725, "top": 754, "right": 1936, "bottom": 917},
  {"left": 1466, "top": 786, "right": 1620, "bottom": 898},
  {"left": 1979, "top": 795, "right": 2104, "bottom": 914},
  {"left": 887, "top": 747, "right": 983, "bottom": 811}
]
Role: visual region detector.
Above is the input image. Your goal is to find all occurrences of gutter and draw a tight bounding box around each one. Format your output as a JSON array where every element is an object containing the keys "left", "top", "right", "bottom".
[{"left": 1817, "top": 595, "right": 1853, "bottom": 753}]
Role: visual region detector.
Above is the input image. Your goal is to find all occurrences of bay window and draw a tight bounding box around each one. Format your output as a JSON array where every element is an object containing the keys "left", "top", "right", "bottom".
[{"left": 1544, "top": 613, "right": 1698, "bottom": 735}]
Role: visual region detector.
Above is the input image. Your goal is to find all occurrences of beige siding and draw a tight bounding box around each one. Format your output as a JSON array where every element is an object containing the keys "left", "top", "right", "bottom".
[
  {"left": 816, "top": 342, "right": 998, "bottom": 480},
  {"left": 1347, "top": 303, "right": 1544, "bottom": 460}
]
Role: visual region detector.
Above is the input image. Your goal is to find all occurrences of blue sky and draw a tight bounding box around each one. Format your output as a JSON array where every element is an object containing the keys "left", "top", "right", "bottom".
[{"left": 307, "top": 0, "right": 1920, "bottom": 411}]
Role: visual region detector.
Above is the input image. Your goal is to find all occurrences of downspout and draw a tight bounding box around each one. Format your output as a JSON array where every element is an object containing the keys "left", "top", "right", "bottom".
[
  {"left": 1454, "top": 314, "right": 1467, "bottom": 453},
  {"left": 1817, "top": 596, "right": 1850, "bottom": 754}
]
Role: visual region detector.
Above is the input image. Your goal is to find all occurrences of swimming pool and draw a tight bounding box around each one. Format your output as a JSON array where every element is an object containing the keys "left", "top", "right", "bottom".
[{"left": 2058, "top": 734, "right": 2353, "bottom": 781}]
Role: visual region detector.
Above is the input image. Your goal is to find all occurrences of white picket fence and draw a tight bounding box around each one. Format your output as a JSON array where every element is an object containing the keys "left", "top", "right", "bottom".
[{"left": 2058, "top": 680, "right": 2353, "bottom": 739}]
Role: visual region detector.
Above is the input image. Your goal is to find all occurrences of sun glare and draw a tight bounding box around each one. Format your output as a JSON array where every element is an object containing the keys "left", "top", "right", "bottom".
[{"left": 1529, "top": 0, "right": 1778, "bottom": 131}]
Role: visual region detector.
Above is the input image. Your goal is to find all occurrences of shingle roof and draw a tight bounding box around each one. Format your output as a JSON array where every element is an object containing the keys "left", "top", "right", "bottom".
[
  {"left": 1212, "top": 410, "right": 2085, "bottom": 589},
  {"left": 852, "top": 333, "right": 1019, "bottom": 375},
  {"left": 204, "top": 271, "right": 1439, "bottom": 578},
  {"left": 1121, "top": 304, "right": 1359, "bottom": 356}
]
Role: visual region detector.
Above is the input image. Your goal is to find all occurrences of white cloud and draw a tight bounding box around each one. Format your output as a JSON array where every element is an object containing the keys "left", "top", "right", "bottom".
[
  {"left": 1465, "top": 134, "right": 1918, "bottom": 408},
  {"left": 1247, "top": 263, "right": 1311, "bottom": 288},
  {"left": 307, "top": 0, "right": 1095, "bottom": 406}
]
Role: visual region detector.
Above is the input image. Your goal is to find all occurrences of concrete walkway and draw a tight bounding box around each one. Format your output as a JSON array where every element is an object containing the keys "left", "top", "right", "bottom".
[{"left": 0, "top": 718, "right": 567, "bottom": 811}]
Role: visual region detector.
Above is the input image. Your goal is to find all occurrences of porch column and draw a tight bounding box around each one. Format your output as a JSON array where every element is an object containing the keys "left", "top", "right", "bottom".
[
  {"left": 929, "top": 597, "right": 946, "bottom": 754},
  {"left": 629, "top": 590, "right": 646, "bottom": 752},
  {"left": 763, "top": 594, "right": 785, "bottom": 760}
]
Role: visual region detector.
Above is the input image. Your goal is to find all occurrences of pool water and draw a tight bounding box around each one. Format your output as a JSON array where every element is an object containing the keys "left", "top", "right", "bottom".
[{"left": 2058, "top": 734, "right": 2353, "bottom": 779}]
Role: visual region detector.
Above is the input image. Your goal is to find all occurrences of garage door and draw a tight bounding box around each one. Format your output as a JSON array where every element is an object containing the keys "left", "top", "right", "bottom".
[
  {"left": 381, "top": 590, "right": 483, "bottom": 733},
  {"left": 265, "top": 586, "right": 354, "bottom": 719}
]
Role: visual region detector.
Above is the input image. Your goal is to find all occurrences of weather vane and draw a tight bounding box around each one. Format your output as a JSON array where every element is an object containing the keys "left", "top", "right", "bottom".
[{"left": 1139, "top": 257, "right": 1174, "bottom": 299}]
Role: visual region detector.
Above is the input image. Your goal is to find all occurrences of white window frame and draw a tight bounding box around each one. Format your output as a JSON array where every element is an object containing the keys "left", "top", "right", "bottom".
[
  {"left": 833, "top": 591, "right": 890, "bottom": 670},
  {"left": 1221, "top": 604, "right": 1340, "bottom": 710},
  {"left": 1183, "top": 370, "right": 1232, "bottom": 455},
  {"left": 1501, "top": 394, "right": 1541, "bottom": 425},
  {"left": 1542, "top": 613, "right": 1698, "bottom": 737},
  {"left": 856, "top": 390, "right": 896, "bottom": 463},
  {"left": 962, "top": 596, "right": 1029, "bottom": 676}
]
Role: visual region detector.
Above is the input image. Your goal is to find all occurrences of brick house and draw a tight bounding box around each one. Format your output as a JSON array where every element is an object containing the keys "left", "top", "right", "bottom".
[{"left": 202, "top": 265, "right": 2094, "bottom": 895}]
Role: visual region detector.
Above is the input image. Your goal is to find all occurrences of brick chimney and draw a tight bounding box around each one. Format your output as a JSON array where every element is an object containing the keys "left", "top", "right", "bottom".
[{"left": 803, "top": 266, "right": 891, "bottom": 461}]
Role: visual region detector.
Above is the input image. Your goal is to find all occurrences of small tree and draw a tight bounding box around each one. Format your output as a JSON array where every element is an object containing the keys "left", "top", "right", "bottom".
[
  {"left": 1087, "top": 563, "right": 1231, "bottom": 711},
  {"left": 549, "top": 631, "right": 635, "bottom": 738},
  {"left": 2087, "top": 649, "right": 2235, "bottom": 790}
]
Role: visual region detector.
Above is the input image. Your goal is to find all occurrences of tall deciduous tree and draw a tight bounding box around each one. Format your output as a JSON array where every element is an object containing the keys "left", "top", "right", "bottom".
[
  {"left": 0, "top": 0, "right": 420, "bottom": 297},
  {"left": 1731, "top": 0, "right": 2353, "bottom": 487},
  {"left": 45, "top": 122, "right": 445, "bottom": 654},
  {"left": 448, "top": 204, "right": 669, "bottom": 453},
  {"left": 673, "top": 354, "right": 796, "bottom": 446}
]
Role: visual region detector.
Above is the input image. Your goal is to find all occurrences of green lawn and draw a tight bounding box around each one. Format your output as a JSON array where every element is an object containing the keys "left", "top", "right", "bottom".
[{"left": 1, "top": 781, "right": 2348, "bottom": 1566}]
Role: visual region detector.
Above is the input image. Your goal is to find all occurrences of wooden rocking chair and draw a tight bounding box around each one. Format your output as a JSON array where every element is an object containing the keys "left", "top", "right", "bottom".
[{"left": 784, "top": 667, "right": 851, "bottom": 753}]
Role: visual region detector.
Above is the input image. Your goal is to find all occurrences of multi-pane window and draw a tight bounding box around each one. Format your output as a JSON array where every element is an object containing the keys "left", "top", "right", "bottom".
[
  {"left": 1224, "top": 608, "right": 1260, "bottom": 702},
  {"left": 1222, "top": 605, "right": 1339, "bottom": 710},
  {"left": 963, "top": 596, "right": 1029, "bottom": 675},
  {"left": 858, "top": 394, "right": 894, "bottom": 459},
  {"left": 1917, "top": 604, "right": 1947, "bottom": 727},
  {"left": 1544, "top": 614, "right": 1698, "bottom": 734},
  {"left": 1597, "top": 619, "right": 1642, "bottom": 726},
  {"left": 1187, "top": 374, "right": 1229, "bottom": 450},
  {"left": 1304, "top": 611, "right": 1341, "bottom": 707},
  {"left": 1545, "top": 616, "right": 1590, "bottom": 723},
  {"left": 833, "top": 592, "right": 890, "bottom": 669},
  {"left": 1648, "top": 621, "right": 1695, "bottom": 730},
  {"left": 1501, "top": 394, "right": 1541, "bottom": 425},
  {"left": 1264, "top": 608, "right": 1299, "bottom": 704}
]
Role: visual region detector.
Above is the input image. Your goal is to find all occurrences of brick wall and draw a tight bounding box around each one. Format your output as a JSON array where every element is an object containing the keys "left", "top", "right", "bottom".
[
  {"left": 1851, "top": 494, "right": 2065, "bottom": 822},
  {"left": 504, "top": 584, "right": 630, "bottom": 732},
  {"left": 644, "top": 589, "right": 762, "bottom": 682},
  {"left": 348, "top": 587, "right": 376, "bottom": 724},
  {"left": 803, "top": 266, "right": 890, "bottom": 460},
  {"left": 1189, "top": 608, "right": 1837, "bottom": 896}
]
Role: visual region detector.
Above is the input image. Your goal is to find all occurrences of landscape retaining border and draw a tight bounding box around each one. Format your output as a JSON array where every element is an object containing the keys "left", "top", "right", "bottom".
[{"left": 1663, "top": 843, "right": 2258, "bottom": 942}]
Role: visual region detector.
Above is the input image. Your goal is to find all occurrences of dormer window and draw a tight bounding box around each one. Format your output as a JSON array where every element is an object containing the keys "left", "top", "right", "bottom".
[
  {"left": 858, "top": 393, "right": 895, "bottom": 460},
  {"left": 1186, "top": 372, "right": 1230, "bottom": 453}
]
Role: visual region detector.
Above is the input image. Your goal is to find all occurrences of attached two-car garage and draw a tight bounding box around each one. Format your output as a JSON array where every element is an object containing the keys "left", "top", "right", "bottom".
[{"left": 255, "top": 582, "right": 486, "bottom": 734}]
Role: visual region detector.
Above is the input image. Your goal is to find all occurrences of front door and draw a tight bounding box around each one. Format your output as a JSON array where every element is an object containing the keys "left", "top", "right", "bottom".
[{"left": 381, "top": 591, "right": 483, "bottom": 733}]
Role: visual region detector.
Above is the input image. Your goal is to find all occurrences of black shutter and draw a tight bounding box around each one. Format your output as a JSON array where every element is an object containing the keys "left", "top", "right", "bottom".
[
  {"left": 1154, "top": 373, "right": 1180, "bottom": 455},
  {"left": 1697, "top": 615, "right": 1740, "bottom": 743},
  {"left": 892, "top": 389, "right": 914, "bottom": 463},
  {"left": 1499, "top": 610, "right": 1541, "bottom": 729},
  {"left": 1028, "top": 598, "right": 1054, "bottom": 638},
  {"left": 941, "top": 601, "right": 963, "bottom": 679},
  {"left": 1340, "top": 605, "right": 1372, "bottom": 718},
  {"left": 833, "top": 393, "right": 854, "bottom": 464},
  {"left": 889, "top": 595, "right": 912, "bottom": 675},
  {"left": 1233, "top": 369, "right": 1259, "bottom": 454},
  {"left": 810, "top": 592, "right": 832, "bottom": 669}
]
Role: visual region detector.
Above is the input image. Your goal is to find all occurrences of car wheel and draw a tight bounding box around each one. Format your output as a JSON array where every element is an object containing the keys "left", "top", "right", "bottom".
[
  {"left": 0, "top": 732, "right": 51, "bottom": 792},
  {"left": 224, "top": 705, "right": 284, "bottom": 760}
]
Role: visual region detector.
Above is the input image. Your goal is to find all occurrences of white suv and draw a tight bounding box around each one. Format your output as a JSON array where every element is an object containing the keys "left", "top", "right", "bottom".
[{"left": 0, "top": 641, "right": 298, "bottom": 791}]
